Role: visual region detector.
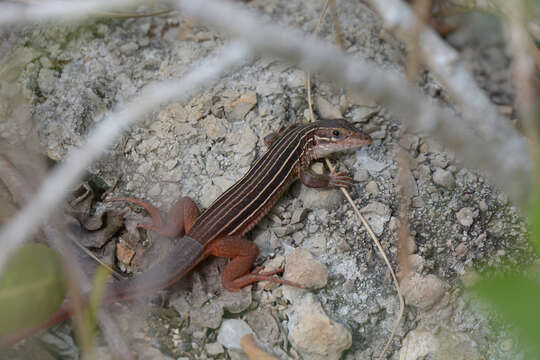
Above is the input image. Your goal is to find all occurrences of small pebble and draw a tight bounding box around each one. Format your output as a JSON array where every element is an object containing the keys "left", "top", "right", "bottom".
[
  {"left": 433, "top": 167, "right": 455, "bottom": 188},
  {"left": 456, "top": 207, "right": 477, "bottom": 228}
]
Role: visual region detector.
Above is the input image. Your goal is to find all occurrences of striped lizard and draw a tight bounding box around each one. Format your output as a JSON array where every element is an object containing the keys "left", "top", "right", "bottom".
[{"left": 0, "top": 119, "right": 371, "bottom": 345}]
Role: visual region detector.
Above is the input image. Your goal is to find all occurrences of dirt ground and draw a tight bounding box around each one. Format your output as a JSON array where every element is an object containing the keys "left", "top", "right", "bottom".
[{"left": 0, "top": 1, "right": 533, "bottom": 359}]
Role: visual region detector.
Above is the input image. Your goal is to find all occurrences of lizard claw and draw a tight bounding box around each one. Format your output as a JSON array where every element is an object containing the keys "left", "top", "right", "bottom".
[{"left": 328, "top": 170, "right": 354, "bottom": 189}]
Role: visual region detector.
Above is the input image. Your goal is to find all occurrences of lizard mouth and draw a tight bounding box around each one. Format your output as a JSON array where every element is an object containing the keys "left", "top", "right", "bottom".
[{"left": 312, "top": 132, "right": 372, "bottom": 159}]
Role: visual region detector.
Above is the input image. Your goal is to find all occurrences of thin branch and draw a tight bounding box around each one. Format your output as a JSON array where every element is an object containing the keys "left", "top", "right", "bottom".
[
  {"left": 406, "top": 0, "right": 432, "bottom": 81},
  {"left": 0, "top": 43, "right": 251, "bottom": 273},
  {"left": 0, "top": 0, "right": 144, "bottom": 24},
  {"left": 363, "top": 0, "right": 508, "bottom": 140},
  {"left": 177, "top": 0, "right": 531, "bottom": 206}
]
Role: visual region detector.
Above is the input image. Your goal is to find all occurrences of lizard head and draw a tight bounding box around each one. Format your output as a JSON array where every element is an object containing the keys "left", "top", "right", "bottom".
[{"left": 310, "top": 119, "right": 372, "bottom": 159}]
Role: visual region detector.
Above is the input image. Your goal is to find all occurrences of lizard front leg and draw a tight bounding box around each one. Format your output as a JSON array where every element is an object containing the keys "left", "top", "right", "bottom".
[
  {"left": 205, "top": 236, "right": 301, "bottom": 291},
  {"left": 106, "top": 196, "right": 200, "bottom": 237},
  {"left": 299, "top": 167, "right": 354, "bottom": 189}
]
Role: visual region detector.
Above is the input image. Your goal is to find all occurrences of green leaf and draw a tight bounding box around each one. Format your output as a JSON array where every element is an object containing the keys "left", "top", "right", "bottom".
[
  {"left": 472, "top": 273, "right": 540, "bottom": 353},
  {"left": 82, "top": 265, "right": 111, "bottom": 342},
  {"left": 0, "top": 243, "right": 66, "bottom": 335}
]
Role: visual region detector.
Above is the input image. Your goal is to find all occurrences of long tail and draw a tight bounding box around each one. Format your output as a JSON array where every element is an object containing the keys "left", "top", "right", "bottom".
[{"left": 0, "top": 237, "right": 205, "bottom": 347}]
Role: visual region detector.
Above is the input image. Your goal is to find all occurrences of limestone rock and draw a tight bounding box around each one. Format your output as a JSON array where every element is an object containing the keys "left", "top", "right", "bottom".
[
  {"left": 284, "top": 248, "right": 328, "bottom": 290},
  {"left": 288, "top": 293, "right": 351, "bottom": 360},
  {"left": 401, "top": 273, "right": 446, "bottom": 310}
]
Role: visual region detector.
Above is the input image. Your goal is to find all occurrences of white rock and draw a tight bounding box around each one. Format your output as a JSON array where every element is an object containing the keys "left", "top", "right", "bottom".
[
  {"left": 433, "top": 167, "right": 455, "bottom": 188},
  {"left": 202, "top": 115, "right": 228, "bottom": 140},
  {"left": 226, "top": 91, "right": 257, "bottom": 121},
  {"left": 456, "top": 207, "right": 477, "bottom": 228},
  {"left": 400, "top": 329, "right": 438, "bottom": 360},
  {"left": 365, "top": 181, "right": 379, "bottom": 196},
  {"left": 217, "top": 319, "right": 254, "bottom": 350},
  {"left": 288, "top": 294, "right": 351, "bottom": 360},
  {"left": 360, "top": 201, "right": 391, "bottom": 236},
  {"left": 284, "top": 248, "right": 328, "bottom": 289},
  {"left": 205, "top": 342, "right": 224, "bottom": 356},
  {"left": 234, "top": 125, "right": 258, "bottom": 154},
  {"left": 401, "top": 273, "right": 446, "bottom": 310},
  {"left": 315, "top": 96, "right": 342, "bottom": 119}
]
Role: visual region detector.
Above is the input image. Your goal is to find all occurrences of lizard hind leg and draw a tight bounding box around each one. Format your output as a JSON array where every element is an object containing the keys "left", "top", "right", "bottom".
[
  {"left": 205, "top": 236, "right": 302, "bottom": 291},
  {"left": 106, "top": 196, "right": 200, "bottom": 238}
]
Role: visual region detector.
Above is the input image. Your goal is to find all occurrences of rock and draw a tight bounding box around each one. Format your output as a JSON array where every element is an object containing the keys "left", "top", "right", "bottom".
[
  {"left": 355, "top": 150, "right": 390, "bottom": 174},
  {"left": 433, "top": 168, "right": 455, "bottom": 188},
  {"left": 226, "top": 91, "right": 257, "bottom": 121},
  {"left": 456, "top": 207, "right": 477, "bottom": 228},
  {"left": 218, "top": 286, "right": 252, "bottom": 313},
  {"left": 487, "top": 218, "right": 506, "bottom": 238},
  {"left": 158, "top": 103, "right": 188, "bottom": 123},
  {"left": 272, "top": 223, "right": 303, "bottom": 237},
  {"left": 399, "top": 329, "right": 438, "bottom": 360},
  {"left": 455, "top": 243, "right": 467, "bottom": 256},
  {"left": 302, "top": 233, "right": 327, "bottom": 256},
  {"left": 217, "top": 319, "right": 254, "bottom": 350},
  {"left": 256, "top": 82, "right": 282, "bottom": 96},
  {"left": 298, "top": 186, "right": 343, "bottom": 210},
  {"left": 119, "top": 41, "right": 138, "bottom": 55},
  {"left": 38, "top": 68, "right": 58, "bottom": 95},
  {"left": 199, "top": 183, "right": 221, "bottom": 208},
  {"left": 369, "top": 129, "right": 386, "bottom": 139},
  {"left": 290, "top": 208, "right": 309, "bottom": 224},
  {"left": 351, "top": 107, "right": 378, "bottom": 123},
  {"left": 245, "top": 309, "right": 281, "bottom": 344},
  {"left": 365, "top": 181, "right": 379, "bottom": 196},
  {"left": 315, "top": 96, "right": 342, "bottom": 119},
  {"left": 147, "top": 183, "right": 161, "bottom": 197},
  {"left": 284, "top": 248, "right": 328, "bottom": 289},
  {"left": 354, "top": 168, "right": 369, "bottom": 182},
  {"left": 213, "top": 176, "right": 236, "bottom": 192},
  {"left": 288, "top": 293, "right": 351, "bottom": 360},
  {"left": 400, "top": 328, "right": 480, "bottom": 360},
  {"left": 205, "top": 342, "right": 224, "bottom": 356},
  {"left": 430, "top": 154, "right": 448, "bottom": 168},
  {"left": 202, "top": 115, "right": 228, "bottom": 140},
  {"left": 401, "top": 273, "right": 446, "bottom": 310},
  {"left": 234, "top": 125, "right": 258, "bottom": 154},
  {"left": 414, "top": 164, "right": 431, "bottom": 181},
  {"left": 411, "top": 197, "right": 425, "bottom": 208},
  {"left": 190, "top": 301, "right": 224, "bottom": 329},
  {"left": 360, "top": 201, "right": 391, "bottom": 236},
  {"left": 478, "top": 199, "right": 488, "bottom": 212}
]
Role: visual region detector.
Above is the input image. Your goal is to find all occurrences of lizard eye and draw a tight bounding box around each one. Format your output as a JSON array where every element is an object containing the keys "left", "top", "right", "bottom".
[{"left": 332, "top": 130, "right": 340, "bottom": 137}]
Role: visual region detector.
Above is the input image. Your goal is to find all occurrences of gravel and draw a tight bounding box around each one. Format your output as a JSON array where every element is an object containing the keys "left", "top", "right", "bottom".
[{"left": 0, "top": 2, "right": 533, "bottom": 360}]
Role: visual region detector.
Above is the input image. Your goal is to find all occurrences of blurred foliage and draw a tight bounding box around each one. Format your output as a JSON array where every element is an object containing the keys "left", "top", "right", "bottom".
[
  {"left": 80, "top": 265, "right": 111, "bottom": 351},
  {"left": 473, "top": 195, "right": 540, "bottom": 355},
  {"left": 0, "top": 243, "right": 66, "bottom": 336}
]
